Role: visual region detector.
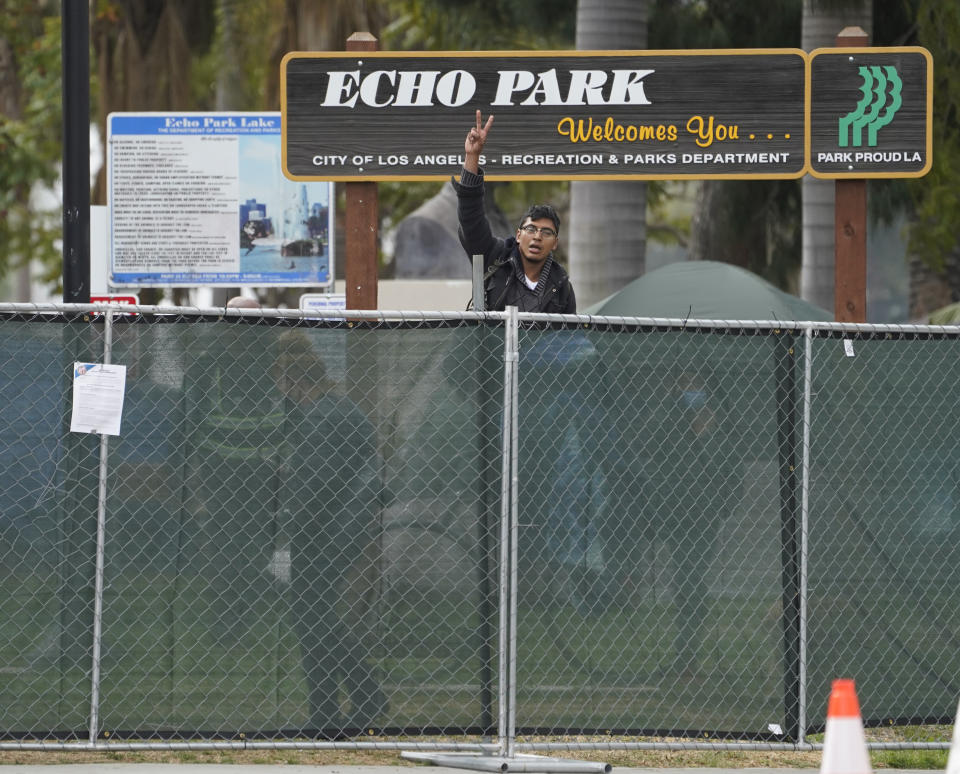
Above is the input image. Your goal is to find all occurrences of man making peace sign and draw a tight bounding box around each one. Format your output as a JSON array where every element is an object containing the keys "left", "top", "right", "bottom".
[{"left": 454, "top": 110, "right": 577, "bottom": 314}]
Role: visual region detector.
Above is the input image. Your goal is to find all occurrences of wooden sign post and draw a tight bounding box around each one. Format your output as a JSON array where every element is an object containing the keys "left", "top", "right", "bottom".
[
  {"left": 808, "top": 32, "right": 932, "bottom": 322},
  {"left": 834, "top": 27, "right": 869, "bottom": 323},
  {"left": 344, "top": 32, "right": 379, "bottom": 311}
]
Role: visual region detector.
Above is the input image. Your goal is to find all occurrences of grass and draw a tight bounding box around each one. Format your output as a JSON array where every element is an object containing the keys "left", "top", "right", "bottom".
[
  {"left": 0, "top": 729, "right": 951, "bottom": 769},
  {"left": 0, "top": 578, "right": 955, "bottom": 770},
  {"left": 2, "top": 543, "right": 958, "bottom": 770}
]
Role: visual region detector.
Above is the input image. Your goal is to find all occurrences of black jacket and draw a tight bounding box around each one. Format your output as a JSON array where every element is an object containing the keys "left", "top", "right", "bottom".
[{"left": 453, "top": 171, "right": 576, "bottom": 314}]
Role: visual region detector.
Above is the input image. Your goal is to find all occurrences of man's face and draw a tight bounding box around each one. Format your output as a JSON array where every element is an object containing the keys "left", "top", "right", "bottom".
[{"left": 516, "top": 217, "right": 559, "bottom": 262}]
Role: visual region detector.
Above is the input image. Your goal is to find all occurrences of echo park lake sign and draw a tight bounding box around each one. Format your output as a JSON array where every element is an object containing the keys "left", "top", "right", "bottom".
[{"left": 281, "top": 48, "right": 932, "bottom": 181}]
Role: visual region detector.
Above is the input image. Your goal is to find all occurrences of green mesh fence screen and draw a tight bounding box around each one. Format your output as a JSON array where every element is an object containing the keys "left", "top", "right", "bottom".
[
  {"left": 1, "top": 307, "right": 959, "bottom": 746},
  {"left": 515, "top": 325, "right": 797, "bottom": 736},
  {"left": 1, "top": 311, "right": 501, "bottom": 741},
  {"left": 805, "top": 332, "right": 960, "bottom": 729}
]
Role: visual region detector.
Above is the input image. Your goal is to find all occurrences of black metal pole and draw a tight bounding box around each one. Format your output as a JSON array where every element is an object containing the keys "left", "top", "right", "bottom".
[
  {"left": 775, "top": 333, "right": 802, "bottom": 740},
  {"left": 471, "top": 258, "right": 495, "bottom": 733},
  {"left": 474, "top": 326, "right": 495, "bottom": 735},
  {"left": 61, "top": 0, "right": 90, "bottom": 303}
]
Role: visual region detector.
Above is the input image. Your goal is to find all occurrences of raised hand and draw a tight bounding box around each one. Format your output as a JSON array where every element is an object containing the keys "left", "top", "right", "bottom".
[{"left": 464, "top": 109, "right": 494, "bottom": 165}]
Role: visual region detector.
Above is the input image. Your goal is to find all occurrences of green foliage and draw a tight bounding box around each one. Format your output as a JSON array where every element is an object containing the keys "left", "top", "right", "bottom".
[
  {"left": 906, "top": 0, "right": 960, "bottom": 272},
  {"left": 4, "top": 0, "right": 957, "bottom": 298},
  {"left": 382, "top": 0, "right": 574, "bottom": 51},
  {"left": 0, "top": 4, "right": 64, "bottom": 286},
  {"left": 191, "top": 0, "right": 283, "bottom": 110},
  {"left": 649, "top": 0, "right": 804, "bottom": 280},
  {"left": 650, "top": 0, "right": 802, "bottom": 49},
  {"left": 873, "top": 0, "right": 920, "bottom": 47}
]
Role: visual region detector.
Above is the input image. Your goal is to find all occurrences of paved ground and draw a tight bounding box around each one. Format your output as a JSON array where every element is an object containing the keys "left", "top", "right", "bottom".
[{"left": 0, "top": 766, "right": 936, "bottom": 774}]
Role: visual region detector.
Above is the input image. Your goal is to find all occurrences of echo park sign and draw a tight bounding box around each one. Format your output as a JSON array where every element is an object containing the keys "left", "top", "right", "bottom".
[{"left": 281, "top": 48, "right": 931, "bottom": 181}]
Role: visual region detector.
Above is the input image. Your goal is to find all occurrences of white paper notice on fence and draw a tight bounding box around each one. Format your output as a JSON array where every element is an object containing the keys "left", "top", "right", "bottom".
[{"left": 70, "top": 363, "right": 127, "bottom": 436}]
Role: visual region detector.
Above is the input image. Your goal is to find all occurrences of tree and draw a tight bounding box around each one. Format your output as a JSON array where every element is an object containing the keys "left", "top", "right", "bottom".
[
  {"left": 5, "top": 0, "right": 956, "bottom": 309},
  {"left": 650, "top": 0, "right": 804, "bottom": 289},
  {"left": 92, "top": 0, "right": 218, "bottom": 204},
  {"left": 90, "top": 0, "right": 387, "bottom": 306},
  {"left": 264, "top": 0, "right": 387, "bottom": 111},
  {"left": 905, "top": 0, "right": 960, "bottom": 315},
  {"left": 567, "top": 0, "right": 652, "bottom": 309},
  {"left": 379, "top": 0, "right": 576, "bottom": 279},
  {"left": 89, "top": 1, "right": 218, "bottom": 302},
  {"left": 0, "top": 2, "right": 63, "bottom": 294},
  {"left": 213, "top": 0, "right": 245, "bottom": 111}
]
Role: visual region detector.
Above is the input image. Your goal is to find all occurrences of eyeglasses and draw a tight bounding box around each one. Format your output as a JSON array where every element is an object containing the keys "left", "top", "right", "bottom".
[{"left": 519, "top": 224, "right": 557, "bottom": 239}]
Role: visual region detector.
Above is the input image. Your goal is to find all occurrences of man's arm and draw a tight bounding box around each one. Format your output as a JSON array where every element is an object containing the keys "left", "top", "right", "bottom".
[{"left": 455, "top": 110, "right": 500, "bottom": 264}]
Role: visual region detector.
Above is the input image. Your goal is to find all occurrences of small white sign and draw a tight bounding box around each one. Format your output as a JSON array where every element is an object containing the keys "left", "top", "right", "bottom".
[
  {"left": 843, "top": 339, "right": 855, "bottom": 357},
  {"left": 91, "top": 294, "right": 139, "bottom": 305},
  {"left": 299, "top": 292, "right": 346, "bottom": 316},
  {"left": 70, "top": 363, "right": 127, "bottom": 436},
  {"left": 91, "top": 294, "right": 140, "bottom": 316}
]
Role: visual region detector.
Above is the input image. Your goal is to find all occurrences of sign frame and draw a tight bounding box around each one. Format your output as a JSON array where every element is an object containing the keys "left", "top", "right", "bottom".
[
  {"left": 281, "top": 48, "right": 810, "bottom": 182},
  {"left": 107, "top": 111, "right": 335, "bottom": 288},
  {"left": 806, "top": 46, "right": 933, "bottom": 179}
]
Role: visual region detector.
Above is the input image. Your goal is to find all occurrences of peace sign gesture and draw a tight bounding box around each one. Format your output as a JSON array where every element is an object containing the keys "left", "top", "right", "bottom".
[{"left": 465, "top": 109, "right": 494, "bottom": 157}]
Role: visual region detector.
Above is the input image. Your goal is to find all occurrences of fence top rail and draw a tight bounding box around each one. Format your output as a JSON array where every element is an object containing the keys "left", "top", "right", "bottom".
[
  {"left": 522, "top": 311, "right": 960, "bottom": 336},
  {"left": 3, "top": 303, "right": 960, "bottom": 336},
  {"left": 0, "top": 302, "right": 509, "bottom": 324}
]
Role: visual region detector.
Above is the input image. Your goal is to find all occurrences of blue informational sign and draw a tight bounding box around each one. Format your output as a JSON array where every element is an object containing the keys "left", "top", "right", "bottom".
[{"left": 108, "top": 112, "right": 334, "bottom": 287}]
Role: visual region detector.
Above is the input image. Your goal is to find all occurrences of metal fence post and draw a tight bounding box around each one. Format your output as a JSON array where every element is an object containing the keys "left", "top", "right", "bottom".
[
  {"left": 498, "top": 306, "right": 519, "bottom": 755},
  {"left": 775, "top": 330, "right": 802, "bottom": 740},
  {"left": 472, "top": 260, "right": 494, "bottom": 733},
  {"left": 507, "top": 306, "right": 520, "bottom": 759},
  {"left": 88, "top": 308, "right": 114, "bottom": 744},
  {"left": 473, "top": 255, "right": 485, "bottom": 312},
  {"left": 797, "top": 325, "right": 815, "bottom": 744}
]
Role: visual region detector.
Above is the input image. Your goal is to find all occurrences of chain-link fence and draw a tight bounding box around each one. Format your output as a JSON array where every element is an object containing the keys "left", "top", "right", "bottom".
[{"left": 1, "top": 303, "right": 959, "bottom": 754}]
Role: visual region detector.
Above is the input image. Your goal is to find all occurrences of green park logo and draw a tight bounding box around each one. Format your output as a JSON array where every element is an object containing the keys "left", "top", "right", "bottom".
[{"left": 839, "top": 65, "right": 903, "bottom": 148}]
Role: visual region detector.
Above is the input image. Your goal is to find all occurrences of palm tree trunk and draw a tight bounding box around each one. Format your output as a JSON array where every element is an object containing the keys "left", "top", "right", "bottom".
[
  {"left": 265, "top": 0, "right": 385, "bottom": 109},
  {"left": 800, "top": 0, "right": 872, "bottom": 313},
  {"left": 568, "top": 0, "right": 651, "bottom": 308},
  {"left": 215, "top": 0, "right": 244, "bottom": 111}
]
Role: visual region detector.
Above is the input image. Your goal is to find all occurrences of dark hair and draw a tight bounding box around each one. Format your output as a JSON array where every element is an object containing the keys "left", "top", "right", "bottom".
[{"left": 519, "top": 204, "right": 560, "bottom": 234}]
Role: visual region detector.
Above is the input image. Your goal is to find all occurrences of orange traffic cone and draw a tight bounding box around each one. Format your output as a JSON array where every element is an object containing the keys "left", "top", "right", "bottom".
[
  {"left": 819, "top": 678, "right": 872, "bottom": 774},
  {"left": 946, "top": 697, "right": 960, "bottom": 774}
]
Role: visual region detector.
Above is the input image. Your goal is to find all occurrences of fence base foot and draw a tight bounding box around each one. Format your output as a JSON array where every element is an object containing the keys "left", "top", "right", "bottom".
[{"left": 400, "top": 751, "right": 612, "bottom": 773}]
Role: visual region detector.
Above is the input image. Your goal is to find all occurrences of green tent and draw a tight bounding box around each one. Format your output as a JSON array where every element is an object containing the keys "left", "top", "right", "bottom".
[
  {"left": 929, "top": 301, "right": 960, "bottom": 325},
  {"left": 585, "top": 260, "right": 832, "bottom": 321}
]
